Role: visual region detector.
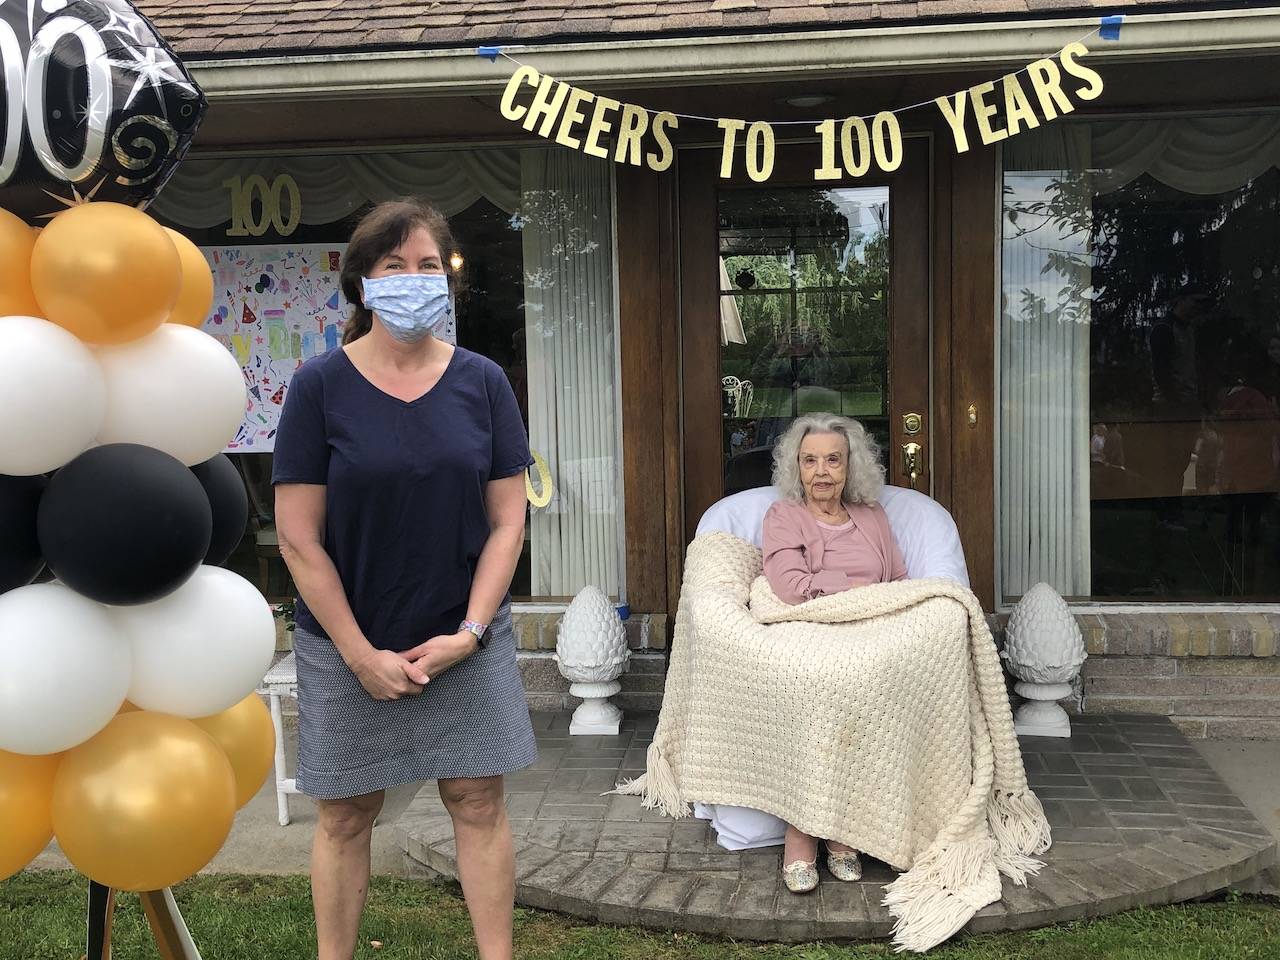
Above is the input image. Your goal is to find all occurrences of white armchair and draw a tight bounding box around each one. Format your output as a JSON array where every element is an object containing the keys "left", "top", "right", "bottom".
[
  {"left": 695, "top": 484, "right": 970, "bottom": 586},
  {"left": 692, "top": 483, "right": 971, "bottom": 849}
]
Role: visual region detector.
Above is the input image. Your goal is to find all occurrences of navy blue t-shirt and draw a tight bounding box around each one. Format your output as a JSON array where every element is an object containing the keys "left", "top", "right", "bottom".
[{"left": 271, "top": 346, "right": 532, "bottom": 652}]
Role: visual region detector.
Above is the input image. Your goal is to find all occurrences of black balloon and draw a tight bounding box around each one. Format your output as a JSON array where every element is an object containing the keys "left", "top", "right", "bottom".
[
  {"left": 190, "top": 454, "right": 249, "bottom": 567},
  {"left": 0, "top": 0, "right": 207, "bottom": 223},
  {"left": 0, "top": 473, "right": 46, "bottom": 593},
  {"left": 38, "top": 443, "right": 212, "bottom": 605}
]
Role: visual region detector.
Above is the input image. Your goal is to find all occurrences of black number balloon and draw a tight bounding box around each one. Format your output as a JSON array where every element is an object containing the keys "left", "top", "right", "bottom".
[{"left": 0, "top": 0, "right": 207, "bottom": 223}]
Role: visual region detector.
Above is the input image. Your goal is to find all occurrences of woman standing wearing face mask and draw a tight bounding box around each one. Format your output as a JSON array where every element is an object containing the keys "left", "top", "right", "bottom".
[{"left": 272, "top": 199, "right": 536, "bottom": 960}]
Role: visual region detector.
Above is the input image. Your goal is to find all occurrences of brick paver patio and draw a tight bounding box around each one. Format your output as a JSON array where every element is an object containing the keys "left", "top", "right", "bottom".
[{"left": 396, "top": 711, "right": 1276, "bottom": 941}]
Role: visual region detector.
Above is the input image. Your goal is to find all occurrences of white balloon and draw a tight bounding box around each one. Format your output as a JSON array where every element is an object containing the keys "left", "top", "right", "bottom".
[
  {"left": 116, "top": 566, "right": 275, "bottom": 718},
  {"left": 0, "top": 316, "right": 105, "bottom": 475},
  {"left": 96, "top": 324, "right": 247, "bottom": 466},
  {"left": 0, "top": 583, "right": 130, "bottom": 754}
]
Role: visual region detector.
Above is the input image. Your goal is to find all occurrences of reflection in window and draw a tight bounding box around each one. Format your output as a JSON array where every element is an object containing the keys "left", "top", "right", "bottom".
[
  {"left": 718, "top": 187, "right": 890, "bottom": 496},
  {"left": 1001, "top": 116, "right": 1280, "bottom": 601},
  {"left": 153, "top": 147, "right": 621, "bottom": 602}
]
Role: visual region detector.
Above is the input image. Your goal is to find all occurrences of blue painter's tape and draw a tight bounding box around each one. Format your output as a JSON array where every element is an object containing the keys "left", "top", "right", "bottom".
[
  {"left": 616, "top": 604, "right": 631, "bottom": 622},
  {"left": 1099, "top": 15, "right": 1124, "bottom": 40},
  {"left": 477, "top": 45, "right": 501, "bottom": 61}
]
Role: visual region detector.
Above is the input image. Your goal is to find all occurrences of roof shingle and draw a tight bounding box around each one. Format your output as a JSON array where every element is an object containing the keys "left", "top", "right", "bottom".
[{"left": 134, "top": 0, "right": 1220, "bottom": 59}]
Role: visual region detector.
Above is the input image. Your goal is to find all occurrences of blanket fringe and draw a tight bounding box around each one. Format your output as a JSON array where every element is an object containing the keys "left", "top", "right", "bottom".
[
  {"left": 609, "top": 741, "right": 690, "bottom": 819},
  {"left": 882, "top": 834, "right": 996, "bottom": 908},
  {"left": 987, "top": 789, "right": 1052, "bottom": 883},
  {"left": 881, "top": 835, "right": 1003, "bottom": 953},
  {"left": 884, "top": 885, "right": 996, "bottom": 954}
]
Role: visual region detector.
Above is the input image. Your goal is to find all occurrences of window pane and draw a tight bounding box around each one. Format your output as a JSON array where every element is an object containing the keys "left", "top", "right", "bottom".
[
  {"left": 717, "top": 187, "right": 890, "bottom": 495},
  {"left": 152, "top": 146, "right": 621, "bottom": 602},
  {"left": 1000, "top": 117, "right": 1280, "bottom": 602}
]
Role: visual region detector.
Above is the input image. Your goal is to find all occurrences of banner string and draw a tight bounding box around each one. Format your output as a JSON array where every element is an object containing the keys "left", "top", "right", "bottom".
[{"left": 481, "top": 15, "right": 1121, "bottom": 126}]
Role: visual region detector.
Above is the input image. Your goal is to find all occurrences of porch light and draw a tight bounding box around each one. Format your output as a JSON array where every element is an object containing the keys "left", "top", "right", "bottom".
[
  {"left": 783, "top": 94, "right": 834, "bottom": 108},
  {"left": 449, "top": 251, "right": 465, "bottom": 271}
]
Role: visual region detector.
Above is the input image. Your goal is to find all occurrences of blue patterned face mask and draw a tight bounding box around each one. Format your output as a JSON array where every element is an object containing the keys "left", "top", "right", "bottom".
[{"left": 361, "top": 273, "right": 452, "bottom": 343}]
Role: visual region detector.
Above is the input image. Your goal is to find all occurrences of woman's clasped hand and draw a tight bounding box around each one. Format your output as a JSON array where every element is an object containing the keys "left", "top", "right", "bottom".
[{"left": 348, "top": 647, "right": 429, "bottom": 701}]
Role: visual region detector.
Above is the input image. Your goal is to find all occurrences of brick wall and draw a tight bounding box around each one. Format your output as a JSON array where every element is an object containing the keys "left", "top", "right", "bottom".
[
  {"left": 511, "top": 609, "right": 668, "bottom": 713},
  {"left": 273, "top": 607, "right": 1280, "bottom": 739},
  {"left": 991, "top": 612, "right": 1280, "bottom": 740},
  {"left": 274, "top": 609, "right": 670, "bottom": 655},
  {"left": 267, "top": 608, "right": 670, "bottom": 720},
  {"left": 511, "top": 611, "right": 668, "bottom": 652},
  {"left": 517, "top": 652, "right": 666, "bottom": 713}
]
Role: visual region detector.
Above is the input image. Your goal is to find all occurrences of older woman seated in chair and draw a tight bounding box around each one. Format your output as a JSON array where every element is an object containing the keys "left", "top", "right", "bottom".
[{"left": 761, "top": 412, "right": 908, "bottom": 894}]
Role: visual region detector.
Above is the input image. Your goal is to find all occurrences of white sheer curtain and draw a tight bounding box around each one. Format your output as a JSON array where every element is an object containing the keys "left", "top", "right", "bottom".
[
  {"left": 520, "top": 151, "right": 619, "bottom": 597},
  {"left": 1001, "top": 127, "right": 1093, "bottom": 599},
  {"left": 719, "top": 258, "right": 746, "bottom": 346}
]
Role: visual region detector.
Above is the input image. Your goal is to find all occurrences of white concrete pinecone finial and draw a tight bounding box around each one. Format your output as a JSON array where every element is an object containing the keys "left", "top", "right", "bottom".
[
  {"left": 556, "top": 585, "right": 629, "bottom": 735},
  {"left": 1001, "top": 582, "right": 1087, "bottom": 738}
]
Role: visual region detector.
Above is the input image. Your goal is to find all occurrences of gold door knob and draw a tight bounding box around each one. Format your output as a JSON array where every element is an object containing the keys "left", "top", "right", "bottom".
[{"left": 901, "top": 441, "right": 923, "bottom": 489}]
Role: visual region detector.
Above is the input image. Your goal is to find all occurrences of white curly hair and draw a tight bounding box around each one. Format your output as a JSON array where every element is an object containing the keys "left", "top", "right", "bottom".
[{"left": 771, "top": 413, "right": 885, "bottom": 505}]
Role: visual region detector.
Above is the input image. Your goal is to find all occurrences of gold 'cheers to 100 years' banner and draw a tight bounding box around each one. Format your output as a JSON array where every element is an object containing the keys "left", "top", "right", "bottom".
[{"left": 497, "top": 41, "right": 1104, "bottom": 181}]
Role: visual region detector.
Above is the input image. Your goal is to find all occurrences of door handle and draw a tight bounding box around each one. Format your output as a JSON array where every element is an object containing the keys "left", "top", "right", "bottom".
[{"left": 901, "top": 441, "right": 923, "bottom": 490}]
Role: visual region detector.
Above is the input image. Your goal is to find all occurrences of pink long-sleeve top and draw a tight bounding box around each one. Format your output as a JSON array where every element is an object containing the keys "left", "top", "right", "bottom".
[{"left": 762, "top": 498, "right": 908, "bottom": 604}]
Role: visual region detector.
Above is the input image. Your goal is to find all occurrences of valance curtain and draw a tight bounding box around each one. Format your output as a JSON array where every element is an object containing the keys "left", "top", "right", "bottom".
[
  {"left": 150, "top": 149, "right": 522, "bottom": 227},
  {"left": 1090, "top": 114, "right": 1280, "bottom": 196}
]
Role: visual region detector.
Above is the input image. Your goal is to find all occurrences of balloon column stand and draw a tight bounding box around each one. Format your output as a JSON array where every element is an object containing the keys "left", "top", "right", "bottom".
[
  {"left": 87, "top": 882, "right": 203, "bottom": 960},
  {"left": 0, "top": 2, "right": 279, "bottom": 944}
]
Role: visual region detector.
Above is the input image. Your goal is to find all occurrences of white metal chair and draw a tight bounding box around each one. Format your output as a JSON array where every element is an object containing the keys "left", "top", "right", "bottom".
[{"left": 257, "top": 652, "right": 301, "bottom": 826}]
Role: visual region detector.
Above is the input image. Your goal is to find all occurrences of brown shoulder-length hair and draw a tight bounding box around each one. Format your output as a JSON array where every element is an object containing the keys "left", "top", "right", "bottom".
[{"left": 339, "top": 198, "right": 459, "bottom": 345}]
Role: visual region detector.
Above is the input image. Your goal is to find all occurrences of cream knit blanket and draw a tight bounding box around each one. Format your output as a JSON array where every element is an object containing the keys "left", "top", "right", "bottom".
[{"left": 616, "top": 532, "right": 1051, "bottom": 953}]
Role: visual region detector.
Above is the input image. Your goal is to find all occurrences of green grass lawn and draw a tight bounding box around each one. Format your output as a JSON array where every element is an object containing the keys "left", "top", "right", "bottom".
[{"left": 2, "top": 872, "right": 1277, "bottom": 960}]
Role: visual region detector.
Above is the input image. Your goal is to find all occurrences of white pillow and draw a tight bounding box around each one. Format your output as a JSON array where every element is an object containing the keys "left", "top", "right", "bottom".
[{"left": 695, "top": 484, "right": 970, "bottom": 587}]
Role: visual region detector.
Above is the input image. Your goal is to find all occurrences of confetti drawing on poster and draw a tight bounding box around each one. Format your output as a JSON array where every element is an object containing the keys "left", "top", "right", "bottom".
[
  {"left": 201, "top": 242, "right": 459, "bottom": 453},
  {"left": 200, "top": 244, "right": 347, "bottom": 453}
]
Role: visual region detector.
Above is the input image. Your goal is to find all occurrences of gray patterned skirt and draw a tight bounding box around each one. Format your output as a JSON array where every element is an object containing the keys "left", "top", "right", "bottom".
[{"left": 294, "top": 605, "right": 538, "bottom": 800}]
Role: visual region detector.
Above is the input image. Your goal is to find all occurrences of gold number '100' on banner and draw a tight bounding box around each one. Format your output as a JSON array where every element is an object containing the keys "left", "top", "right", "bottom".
[
  {"left": 497, "top": 40, "right": 1102, "bottom": 182},
  {"left": 813, "top": 114, "right": 903, "bottom": 180},
  {"left": 719, "top": 114, "right": 901, "bottom": 182}
]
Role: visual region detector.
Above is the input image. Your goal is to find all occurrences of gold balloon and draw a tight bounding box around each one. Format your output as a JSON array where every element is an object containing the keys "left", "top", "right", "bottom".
[
  {"left": 163, "top": 228, "right": 215, "bottom": 328},
  {"left": 0, "top": 750, "right": 61, "bottom": 881},
  {"left": 117, "top": 700, "right": 140, "bottom": 714},
  {"left": 191, "top": 694, "right": 274, "bottom": 809},
  {"left": 30, "top": 202, "right": 181, "bottom": 345},
  {"left": 52, "top": 712, "right": 236, "bottom": 892},
  {"left": 0, "top": 208, "right": 40, "bottom": 316}
]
